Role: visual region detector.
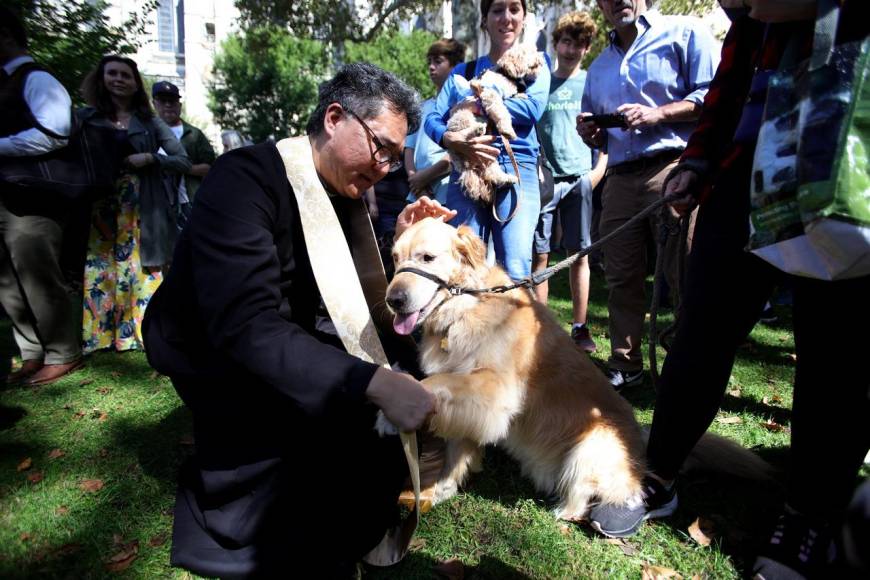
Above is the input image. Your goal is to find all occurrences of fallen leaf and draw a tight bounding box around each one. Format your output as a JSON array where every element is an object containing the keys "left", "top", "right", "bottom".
[
  {"left": 147, "top": 533, "right": 168, "bottom": 548},
  {"left": 771, "top": 394, "right": 783, "bottom": 404},
  {"left": 762, "top": 396, "right": 770, "bottom": 405},
  {"left": 80, "top": 479, "right": 104, "bottom": 492},
  {"left": 105, "top": 540, "right": 138, "bottom": 573},
  {"left": 606, "top": 537, "right": 639, "bottom": 556},
  {"left": 78, "top": 379, "right": 94, "bottom": 387},
  {"left": 688, "top": 517, "right": 714, "bottom": 547},
  {"left": 20, "top": 532, "right": 31, "bottom": 541},
  {"left": 62, "top": 403, "right": 72, "bottom": 410},
  {"left": 558, "top": 523, "right": 573, "bottom": 536},
  {"left": 779, "top": 335, "right": 789, "bottom": 342},
  {"left": 110, "top": 371, "right": 122, "bottom": 378},
  {"left": 716, "top": 416, "right": 742, "bottom": 425},
  {"left": 178, "top": 434, "right": 195, "bottom": 446},
  {"left": 727, "top": 388, "right": 741, "bottom": 397},
  {"left": 98, "top": 448, "right": 109, "bottom": 458},
  {"left": 47, "top": 449, "right": 65, "bottom": 459},
  {"left": 433, "top": 558, "right": 465, "bottom": 580},
  {"left": 408, "top": 537, "right": 426, "bottom": 552},
  {"left": 149, "top": 371, "right": 160, "bottom": 380},
  {"left": 788, "top": 353, "right": 797, "bottom": 362},
  {"left": 761, "top": 419, "right": 786, "bottom": 432},
  {"left": 97, "top": 412, "right": 108, "bottom": 422},
  {"left": 641, "top": 563, "right": 683, "bottom": 580},
  {"left": 97, "top": 386, "right": 111, "bottom": 395},
  {"left": 17, "top": 457, "right": 32, "bottom": 471},
  {"left": 55, "top": 506, "right": 69, "bottom": 516},
  {"left": 27, "top": 471, "right": 44, "bottom": 484},
  {"left": 73, "top": 411, "right": 85, "bottom": 420}
]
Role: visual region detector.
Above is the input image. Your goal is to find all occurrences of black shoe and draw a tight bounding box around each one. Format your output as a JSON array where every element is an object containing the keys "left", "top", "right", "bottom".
[
  {"left": 759, "top": 303, "right": 778, "bottom": 324},
  {"left": 752, "top": 507, "right": 836, "bottom": 580},
  {"left": 606, "top": 368, "right": 644, "bottom": 391},
  {"left": 588, "top": 475, "right": 678, "bottom": 538},
  {"left": 571, "top": 325, "right": 597, "bottom": 353}
]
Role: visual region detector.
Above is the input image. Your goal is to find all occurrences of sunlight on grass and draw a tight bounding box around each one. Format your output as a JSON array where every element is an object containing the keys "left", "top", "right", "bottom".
[{"left": 0, "top": 265, "right": 805, "bottom": 578}]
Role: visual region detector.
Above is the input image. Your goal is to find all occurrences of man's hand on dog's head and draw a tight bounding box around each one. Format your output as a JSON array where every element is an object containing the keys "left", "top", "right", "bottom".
[
  {"left": 395, "top": 196, "right": 457, "bottom": 240},
  {"left": 366, "top": 367, "right": 436, "bottom": 432}
]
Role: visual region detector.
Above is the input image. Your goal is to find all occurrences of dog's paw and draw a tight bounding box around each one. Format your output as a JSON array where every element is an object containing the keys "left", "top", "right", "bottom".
[
  {"left": 374, "top": 411, "right": 398, "bottom": 437},
  {"left": 433, "top": 479, "right": 459, "bottom": 504}
]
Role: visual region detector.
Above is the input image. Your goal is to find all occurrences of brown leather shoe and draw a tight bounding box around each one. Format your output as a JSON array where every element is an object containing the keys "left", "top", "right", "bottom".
[
  {"left": 6, "top": 360, "right": 45, "bottom": 385},
  {"left": 23, "top": 359, "right": 84, "bottom": 387}
]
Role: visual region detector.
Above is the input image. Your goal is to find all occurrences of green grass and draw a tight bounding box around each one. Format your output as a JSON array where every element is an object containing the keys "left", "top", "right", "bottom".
[{"left": 0, "top": 267, "right": 857, "bottom": 578}]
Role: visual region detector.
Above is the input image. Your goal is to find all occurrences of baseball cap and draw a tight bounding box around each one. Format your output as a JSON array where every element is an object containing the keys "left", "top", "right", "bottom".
[{"left": 152, "top": 81, "right": 180, "bottom": 99}]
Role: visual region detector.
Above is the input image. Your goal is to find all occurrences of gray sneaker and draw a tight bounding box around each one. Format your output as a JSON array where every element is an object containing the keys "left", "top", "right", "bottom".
[
  {"left": 589, "top": 475, "right": 678, "bottom": 538},
  {"left": 606, "top": 368, "right": 644, "bottom": 391}
]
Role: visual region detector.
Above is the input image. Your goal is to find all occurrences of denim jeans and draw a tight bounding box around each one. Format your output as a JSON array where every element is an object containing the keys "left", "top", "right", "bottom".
[{"left": 446, "top": 160, "right": 541, "bottom": 281}]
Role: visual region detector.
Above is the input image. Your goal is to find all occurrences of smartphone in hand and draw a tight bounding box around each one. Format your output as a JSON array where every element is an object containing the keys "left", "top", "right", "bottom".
[{"left": 585, "top": 113, "right": 628, "bottom": 129}]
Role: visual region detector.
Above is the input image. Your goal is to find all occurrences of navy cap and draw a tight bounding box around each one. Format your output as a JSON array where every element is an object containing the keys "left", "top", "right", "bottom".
[{"left": 152, "top": 81, "right": 180, "bottom": 99}]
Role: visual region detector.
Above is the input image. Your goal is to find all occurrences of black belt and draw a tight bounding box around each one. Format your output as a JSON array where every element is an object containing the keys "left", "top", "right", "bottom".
[{"left": 605, "top": 149, "right": 681, "bottom": 177}]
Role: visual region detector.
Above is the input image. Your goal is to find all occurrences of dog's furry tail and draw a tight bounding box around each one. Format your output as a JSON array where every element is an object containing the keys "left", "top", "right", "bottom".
[
  {"left": 640, "top": 427, "right": 778, "bottom": 483},
  {"left": 683, "top": 431, "right": 779, "bottom": 483}
]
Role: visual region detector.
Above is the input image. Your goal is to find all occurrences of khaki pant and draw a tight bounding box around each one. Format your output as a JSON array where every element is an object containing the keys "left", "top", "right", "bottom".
[
  {"left": 0, "top": 195, "right": 81, "bottom": 364},
  {"left": 599, "top": 158, "right": 695, "bottom": 372}
]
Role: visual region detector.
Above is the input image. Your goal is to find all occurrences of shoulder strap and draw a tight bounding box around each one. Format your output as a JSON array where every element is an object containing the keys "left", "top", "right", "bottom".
[
  {"left": 463, "top": 58, "right": 478, "bottom": 82},
  {"left": 274, "top": 137, "right": 421, "bottom": 567}
]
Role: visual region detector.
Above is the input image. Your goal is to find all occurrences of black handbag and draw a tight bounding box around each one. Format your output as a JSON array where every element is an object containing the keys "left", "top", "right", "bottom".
[
  {"left": 0, "top": 113, "right": 118, "bottom": 199},
  {"left": 0, "top": 62, "right": 117, "bottom": 199}
]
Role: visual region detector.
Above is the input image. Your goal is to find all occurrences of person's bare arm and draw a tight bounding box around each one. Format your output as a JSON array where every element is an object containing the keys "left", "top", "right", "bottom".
[
  {"left": 189, "top": 163, "right": 211, "bottom": 177},
  {"left": 588, "top": 151, "right": 608, "bottom": 190},
  {"left": 408, "top": 155, "right": 452, "bottom": 197}
]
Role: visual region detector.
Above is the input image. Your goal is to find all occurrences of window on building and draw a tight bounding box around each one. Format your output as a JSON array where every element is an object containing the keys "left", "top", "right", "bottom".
[{"left": 157, "top": 0, "right": 186, "bottom": 54}]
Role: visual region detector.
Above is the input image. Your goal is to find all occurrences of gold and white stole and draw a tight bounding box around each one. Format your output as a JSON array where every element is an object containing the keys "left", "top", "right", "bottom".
[{"left": 275, "top": 136, "right": 420, "bottom": 566}]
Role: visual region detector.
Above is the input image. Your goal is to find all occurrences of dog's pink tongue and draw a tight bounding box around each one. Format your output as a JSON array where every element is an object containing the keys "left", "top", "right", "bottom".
[{"left": 393, "top": 311, "right": 420, "bottom": 336}]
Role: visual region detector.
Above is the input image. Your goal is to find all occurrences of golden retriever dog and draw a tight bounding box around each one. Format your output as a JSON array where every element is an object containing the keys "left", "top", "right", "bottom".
[
  {"left": 383, "top": 218, "right": 772, "bottom": 523},
  {"left": 446, "top": 44, "right": 545, "bottom": 205}
]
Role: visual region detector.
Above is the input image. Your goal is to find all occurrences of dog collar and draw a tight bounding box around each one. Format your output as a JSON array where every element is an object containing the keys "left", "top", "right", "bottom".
[{"left": 393, "top": 266, "right": 533, "bottom": 296}]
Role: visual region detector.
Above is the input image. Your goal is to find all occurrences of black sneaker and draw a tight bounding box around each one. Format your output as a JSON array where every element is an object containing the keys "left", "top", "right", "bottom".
[
  {"left": 588, "top": 475, "right": 678, "bottom": 538},
  {"left": 752, "top": 508, "right": 836, "bottom": 580},
  {"left": 606, "top": 368, "right": 644, "bottom": 391},
  {"left": 571, "top": 325, "right": 597, "bottom": 353}
]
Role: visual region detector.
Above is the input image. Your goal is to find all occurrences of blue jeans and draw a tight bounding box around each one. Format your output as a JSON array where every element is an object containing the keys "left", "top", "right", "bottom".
[{"left": 446, "top": 160, "right": 540, "bottom": 281}]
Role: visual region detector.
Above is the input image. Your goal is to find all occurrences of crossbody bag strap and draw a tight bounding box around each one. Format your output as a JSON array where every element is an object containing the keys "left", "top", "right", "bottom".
[{"left": 274, "top": 137, "right": 421, "bottom": 567}]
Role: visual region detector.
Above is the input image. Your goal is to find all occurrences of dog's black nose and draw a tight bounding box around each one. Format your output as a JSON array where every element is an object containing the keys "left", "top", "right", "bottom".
[{"left": 386, "top": 289, "right": 408, "bottom": 312}]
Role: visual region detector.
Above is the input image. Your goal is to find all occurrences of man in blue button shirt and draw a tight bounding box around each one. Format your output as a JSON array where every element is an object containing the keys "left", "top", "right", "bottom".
[{"left": 577, "top": 0, "right": 719, "bottom": 390}]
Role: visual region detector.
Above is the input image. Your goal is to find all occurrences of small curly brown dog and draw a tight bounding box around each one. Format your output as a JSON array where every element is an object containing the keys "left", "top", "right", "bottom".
[
  {"left": 380, "top": 218, "right": 775, "bottom": 524},
  {"left": 446, "top": 44, "right": 544, "bottom": 205}
]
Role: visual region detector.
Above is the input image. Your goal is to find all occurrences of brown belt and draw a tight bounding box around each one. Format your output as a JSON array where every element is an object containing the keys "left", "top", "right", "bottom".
[{"left": 605, "top": 149, "right": 682, "bottom": 177}]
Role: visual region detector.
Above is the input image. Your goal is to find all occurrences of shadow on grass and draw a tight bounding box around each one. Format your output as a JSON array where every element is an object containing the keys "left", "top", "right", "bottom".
[{"left": 368, "top": 552, "right": 532, "bottom": 580}]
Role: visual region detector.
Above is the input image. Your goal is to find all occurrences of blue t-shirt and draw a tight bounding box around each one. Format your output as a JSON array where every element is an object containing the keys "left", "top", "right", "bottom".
[
  {"left": 538, "top": 72, "right": 592, "bottom": 178},
  {"left": 407, "top": 98, "right": 450, "bottom": 204},
  {"left": 424, "top": 53, "right": 551, "bottom": 164}
]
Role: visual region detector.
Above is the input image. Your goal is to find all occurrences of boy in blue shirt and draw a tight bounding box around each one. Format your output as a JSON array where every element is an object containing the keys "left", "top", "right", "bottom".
[
  {"left": 405, "top": 38, "right": 466, "bottom": 204},
  {"left": 533, "top": 11, "right": 607, "bottom": 352}
]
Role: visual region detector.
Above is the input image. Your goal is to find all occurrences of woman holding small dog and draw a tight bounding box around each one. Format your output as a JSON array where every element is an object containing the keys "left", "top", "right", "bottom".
[{"left": 423, "top": 0, "right": 550, "bottom": 282}]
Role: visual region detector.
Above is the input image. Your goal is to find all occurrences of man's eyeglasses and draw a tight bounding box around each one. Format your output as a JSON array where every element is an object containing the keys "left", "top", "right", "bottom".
[{"left": 344, "top": 108, "right": 403, "bottom": 171}]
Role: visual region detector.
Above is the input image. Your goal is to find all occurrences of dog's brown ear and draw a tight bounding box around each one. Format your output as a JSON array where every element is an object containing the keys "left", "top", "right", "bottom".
[{"left": 455, "top": 225, "right": 487, "bottom": 270}]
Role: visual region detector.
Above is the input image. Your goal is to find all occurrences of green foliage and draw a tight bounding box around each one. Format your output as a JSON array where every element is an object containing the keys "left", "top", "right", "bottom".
[
  {"left": 345, "top": 29, "right": 439, "bottom": 99},
  {"left": 8, "top": 0, "right": 157, "bottom": 105},
  {"left": 208, "top": 27, "right": 329, "bottom": 142},
  {"left": 235, "top": 0, "right": 443, "bottom": 43}
]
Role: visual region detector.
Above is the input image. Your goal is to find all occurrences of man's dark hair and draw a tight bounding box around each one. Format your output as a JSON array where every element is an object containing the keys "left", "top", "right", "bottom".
[
  {"left": 306, "top": 62, "right": 420, "bottom": 137},
  {"left": 0, "top": 7, "right": 29, "bottom": 49}
]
